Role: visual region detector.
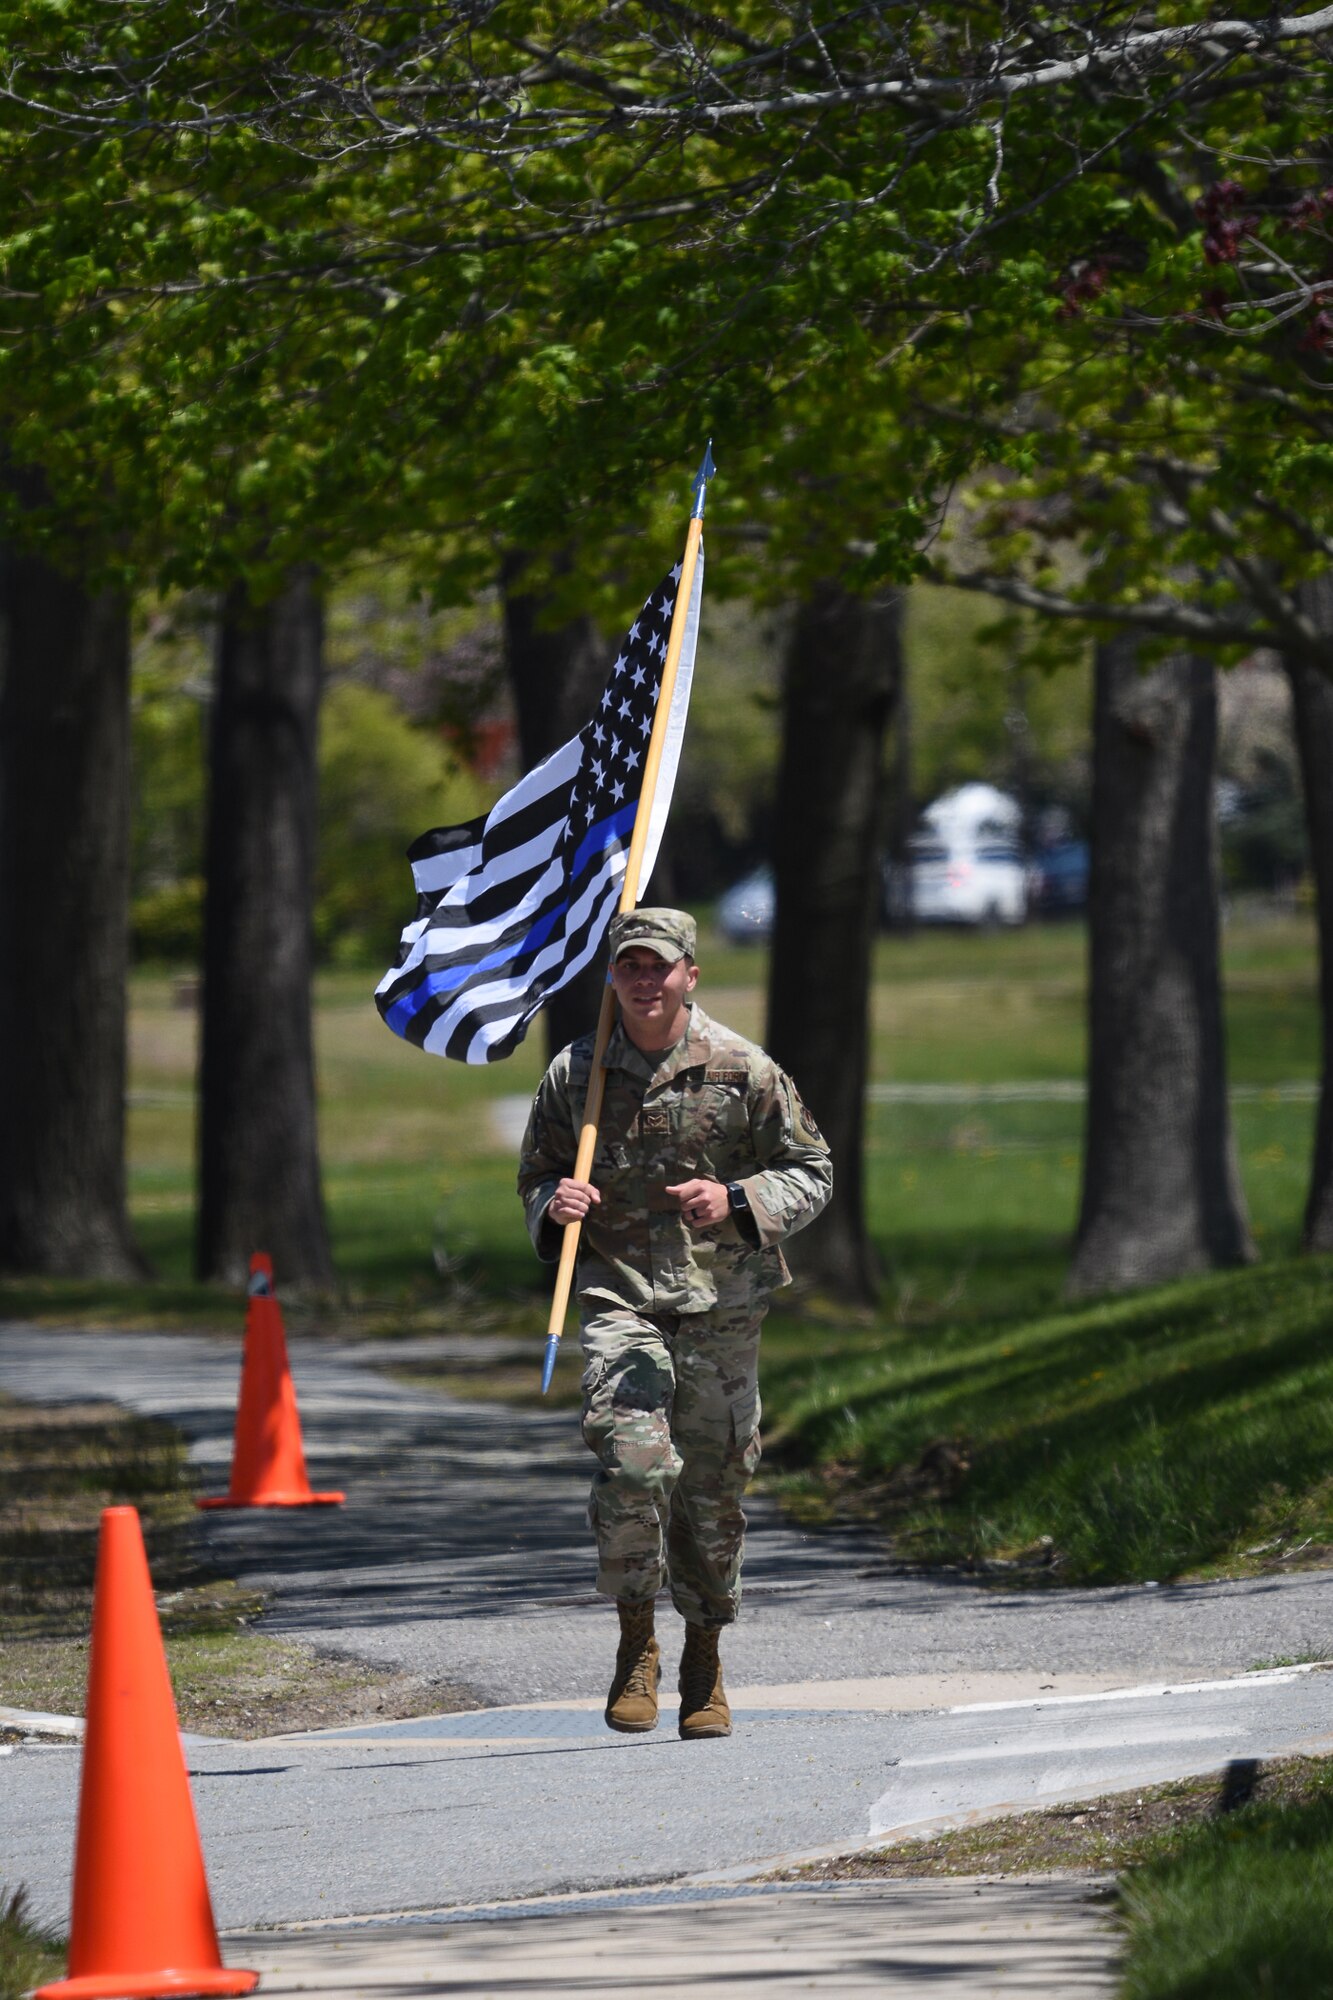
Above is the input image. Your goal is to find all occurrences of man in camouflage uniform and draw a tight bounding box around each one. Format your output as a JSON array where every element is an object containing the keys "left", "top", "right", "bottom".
[{"left": 518, "top": 908, "right": 832, "bottom": 1739}]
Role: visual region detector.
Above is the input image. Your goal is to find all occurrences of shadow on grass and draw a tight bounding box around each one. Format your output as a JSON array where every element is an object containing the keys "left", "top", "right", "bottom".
[
  {"left": 764, "top": 1254, "right": 1333, "bottom": 1585},
  {"left": 0, "top": 1401, "right": 207, "bottom": 1638},
  {"left": 0, "top": 1272, "right": 238, "bottom": 1331}
]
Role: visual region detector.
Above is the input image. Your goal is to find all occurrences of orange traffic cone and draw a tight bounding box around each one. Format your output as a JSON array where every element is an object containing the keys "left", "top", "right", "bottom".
[
  {"left": 35, "top": 1506, "right": 258, "bottom": 2000},
  {"left": 198, "top": 1254, "right": 343, "bottom": 1509}
]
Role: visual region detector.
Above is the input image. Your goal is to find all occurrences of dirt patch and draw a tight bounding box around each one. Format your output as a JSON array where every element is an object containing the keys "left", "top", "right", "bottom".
[
  {"left": 0, "top": 1392, "right": 198, "bottom": 1619},
  {"left": 769, "top": 1755, "right": 1333, "bottom": 1881},
  {"left": 1, "top": 1624, "right": 477, "bottom": 1741},
  {"left": 176, "top": 1658, "right": 477, "bottom": 1740},
  {"left": 0, "top": 1391, "right": 477, "bottom": 1739}
]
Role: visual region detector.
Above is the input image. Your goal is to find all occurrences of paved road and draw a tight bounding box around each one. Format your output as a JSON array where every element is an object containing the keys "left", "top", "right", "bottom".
[
  {"left": 2, "top": 1323, "right": 1332, "bottom": 1957},
  {"left": 7, "top": 1662, "right": 1331, "bottom": 1930}
]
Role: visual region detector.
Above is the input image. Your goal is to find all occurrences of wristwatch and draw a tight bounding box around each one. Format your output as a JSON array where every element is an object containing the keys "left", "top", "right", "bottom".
[{"left": 726, "top": 1181, "right": 750, "bottom": 1214}]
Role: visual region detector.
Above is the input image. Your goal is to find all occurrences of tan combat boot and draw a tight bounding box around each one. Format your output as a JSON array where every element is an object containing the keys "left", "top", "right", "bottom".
[
  {"left": 677, "top": 1623, "right": 732, "bottom": 1739},
  {"left": 605, "top": 1599, "right": 661, "bottom": 1733}
]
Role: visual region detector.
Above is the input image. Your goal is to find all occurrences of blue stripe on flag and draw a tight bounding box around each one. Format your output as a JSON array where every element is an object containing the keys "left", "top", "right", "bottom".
[
  {"left": 570, "top": 800, "right": 637, "bottom": 878},
  {"left": 384, "top": 802, "right": 638, "bottom": 1036}
]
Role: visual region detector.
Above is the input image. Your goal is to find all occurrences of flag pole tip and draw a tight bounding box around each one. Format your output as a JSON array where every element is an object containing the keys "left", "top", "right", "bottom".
[
  {"left": 540, "top": 1333, "right": 560, "bottom": 1395},
  {"left": 692, "top": 442, "right": 716, "bottom": 518}
]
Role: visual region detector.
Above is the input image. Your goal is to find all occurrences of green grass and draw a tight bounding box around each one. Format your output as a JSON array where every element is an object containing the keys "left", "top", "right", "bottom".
[
  {"left": 0, "top": 1887, "right": 63, "bottom": 2000},
  {"left": 761, "top": 1257, "right": 1333, "bottom": 1584},
  {"left": 1119, "top": 1758, "right": 1333, "bottom": 1999}
]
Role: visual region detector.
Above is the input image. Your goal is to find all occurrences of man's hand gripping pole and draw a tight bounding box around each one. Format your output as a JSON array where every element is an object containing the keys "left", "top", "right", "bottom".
[{"left": 540, "top": 983, "right": 616, "bottom": 1393}]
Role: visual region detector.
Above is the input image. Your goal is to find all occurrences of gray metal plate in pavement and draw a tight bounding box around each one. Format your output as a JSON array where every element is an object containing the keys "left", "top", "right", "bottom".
[{"left": 290, "top": 1705, "right": 819, "bottom": 1742}]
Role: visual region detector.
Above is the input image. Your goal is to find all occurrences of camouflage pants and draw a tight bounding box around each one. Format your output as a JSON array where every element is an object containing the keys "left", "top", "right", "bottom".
[{"left": 580, "top": 1302, "right": 765, "bottom": 1628}]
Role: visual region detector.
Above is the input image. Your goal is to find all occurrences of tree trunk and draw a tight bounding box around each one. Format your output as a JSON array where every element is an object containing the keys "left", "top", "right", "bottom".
[
  {"left": 1284, "top": 572, "right": 1333, "bottom": 1252},
  {"left": 766, "top": 585, "right": 902, "bottom": 1304},
  {"left": 884, "top": 656, "right": 915, "bottom": 932},
  {"left": 501, "top": 554, "right": 614, "bottom": 1058},
  {"left": 196, "top": 565, "right": 333, "bottom": 1290},
  {"left": 0, "top": 492, "right": 144, "bottom": 1276},
  {"left": 1068, "top": 637, "right": 1253, "bottom": 1295}
]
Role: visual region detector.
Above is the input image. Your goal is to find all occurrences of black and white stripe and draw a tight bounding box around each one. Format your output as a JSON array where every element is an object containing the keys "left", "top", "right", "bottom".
[{"left": 375, "top": 551, "right": 702, "bottom": 1063}]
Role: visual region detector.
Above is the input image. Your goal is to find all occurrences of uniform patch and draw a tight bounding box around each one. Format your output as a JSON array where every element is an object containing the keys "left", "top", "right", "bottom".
[
  {"left": 788, "top": 1082, "right": 824, "bottom": 1146},
  {"left": 707, "top": 1067, "right": 748, "bottom": 1089}
]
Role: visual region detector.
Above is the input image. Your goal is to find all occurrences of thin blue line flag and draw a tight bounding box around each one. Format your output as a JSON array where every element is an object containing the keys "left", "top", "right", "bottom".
[{"left": 375, "top": 548, "right": 703, "bottom": 1063}]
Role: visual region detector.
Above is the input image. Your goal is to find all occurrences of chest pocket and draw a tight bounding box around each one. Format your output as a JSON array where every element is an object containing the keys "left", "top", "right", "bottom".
[
  {"left": 593, "top": 1069, "right": 644, "bottom": 1174},
  {"left": 682, "top": 1066, "right": 751, "bottom": 1173},
  {"left": 640, "top": 1094, "right": 700, "bottom": 1181}
]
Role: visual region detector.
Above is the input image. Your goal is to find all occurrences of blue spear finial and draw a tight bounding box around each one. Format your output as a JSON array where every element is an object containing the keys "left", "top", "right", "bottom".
[{"left": 692, "top": 440, "right": 716, "bottom": 520}]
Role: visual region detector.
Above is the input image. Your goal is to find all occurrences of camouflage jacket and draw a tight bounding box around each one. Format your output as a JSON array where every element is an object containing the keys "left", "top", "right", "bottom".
[{"left": 517, "top": 1003, "right": 833, "bottom": 1315}]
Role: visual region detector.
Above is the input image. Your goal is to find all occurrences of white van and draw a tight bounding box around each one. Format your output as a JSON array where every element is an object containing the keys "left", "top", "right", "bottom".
[{"left": 907, "top": 784, "right": 1028, "bottom": 927}]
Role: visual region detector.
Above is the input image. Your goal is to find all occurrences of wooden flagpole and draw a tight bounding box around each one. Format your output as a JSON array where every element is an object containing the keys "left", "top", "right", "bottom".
[{"left": 540, "top": 446, "right": 715, "bottom": 1392}]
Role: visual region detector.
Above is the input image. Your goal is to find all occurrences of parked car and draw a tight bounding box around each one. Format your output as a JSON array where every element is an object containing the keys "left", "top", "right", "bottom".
[
  {"left": 721, "top": 783, "right": 1032, "bottom": 941},
  {"left": 1027, "top": 837, "right": 1090, "bottom": 916},
  {"left": 716, "top": 865, "right": 775, "bottom": 943},
  {"left": 904, "top": 785, "right": 1028, "bottom": 927}
]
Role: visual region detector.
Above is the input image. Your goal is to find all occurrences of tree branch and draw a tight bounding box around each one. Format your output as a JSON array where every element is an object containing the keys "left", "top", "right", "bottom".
[
  {"left": 605, "top": 7, "right": 1333, "bottom": 126},
  {"left": 929, "top": 562, "right": 1309, "bottom": 656}
]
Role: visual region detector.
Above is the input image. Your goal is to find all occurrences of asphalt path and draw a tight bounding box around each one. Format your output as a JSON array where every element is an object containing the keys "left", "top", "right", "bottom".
[
  {"left": 2, "top": 1324, "right": 1332, "bottom": 1937},
  {"left": 8, "top": 1665, "right": 1332, "bottom": 1931}
]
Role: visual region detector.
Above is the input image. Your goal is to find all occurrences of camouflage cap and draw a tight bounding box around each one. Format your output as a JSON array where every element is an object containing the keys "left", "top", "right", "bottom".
[{"left": 608, "top": 906, "right": 697, "bottom": 963}]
